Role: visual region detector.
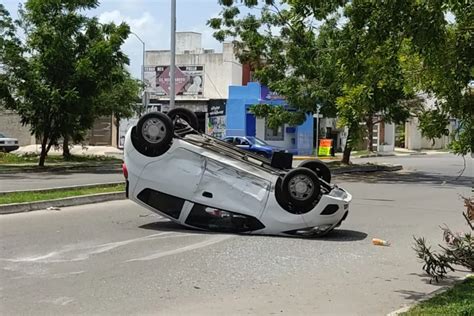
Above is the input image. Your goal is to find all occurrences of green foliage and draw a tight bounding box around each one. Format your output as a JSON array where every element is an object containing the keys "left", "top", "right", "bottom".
[
  {"left": 211, "top": 0, "right": 472, "bottom": 159},
  {"left": 0, "top": 1, "right": 139, "bottom": 166},
  {"left": 413, "top": 197, "right": 474, "bottom": 283},
  {"left": 249, "top": 103, "right": 306, "bottom": 130},
  {"left": 0, "top": 183, "right": 125, "bottom": 205}
]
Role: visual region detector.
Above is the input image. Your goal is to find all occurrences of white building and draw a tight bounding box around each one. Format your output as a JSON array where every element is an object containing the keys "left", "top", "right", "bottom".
[{"left": 143, "top": 32, "right": 242, "bottom": 133}]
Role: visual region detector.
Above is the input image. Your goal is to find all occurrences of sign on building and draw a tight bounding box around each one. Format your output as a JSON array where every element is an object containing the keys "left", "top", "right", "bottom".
[
  {"left": 207, "top": 99, "right": 226, "bottom": 139},
  {"left": 145, "top": 65, "right": 204, "bottom": 97}
]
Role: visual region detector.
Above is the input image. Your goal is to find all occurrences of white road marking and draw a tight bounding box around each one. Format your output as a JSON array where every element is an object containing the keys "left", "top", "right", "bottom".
[
  {"left": 0, "top": 232, "right": 174, "bottom": 263},
  {"left": 39, "top": 297, "right": 75, "bottom": 306},
  {"left": 126, "top": 234, "right": 233, "bottom": 262}
]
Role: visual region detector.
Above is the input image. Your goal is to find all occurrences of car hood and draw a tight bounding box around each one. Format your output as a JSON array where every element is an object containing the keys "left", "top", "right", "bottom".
[{"left": 0, "top": 138, "right": 17, "bottom": 142}]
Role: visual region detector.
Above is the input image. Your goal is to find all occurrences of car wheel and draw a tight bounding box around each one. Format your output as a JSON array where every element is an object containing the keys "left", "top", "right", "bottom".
[
  {"left": 134, "top": 112, "right": 173, "bottom": 157},
  {"left": 167, "top": 107, "right": 199, "bottom": 131},
  {"left": 299, "top": 159, "right": 331, "bottom": 183},
  {"left": 281, "top": 167, "right": 321, "bottom": 213}
]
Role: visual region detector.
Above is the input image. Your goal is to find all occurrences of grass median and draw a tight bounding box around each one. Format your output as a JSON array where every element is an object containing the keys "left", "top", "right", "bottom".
[
  {"left": 401, "top": 277, "right": 474, "bottom": 316},
  {"left": 0, "top": 183, "right": 125, "bottom": 205}
]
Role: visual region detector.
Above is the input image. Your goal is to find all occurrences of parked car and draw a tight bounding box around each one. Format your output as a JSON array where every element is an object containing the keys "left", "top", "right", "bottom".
[
  {"left": 222, "top": 136, "right": 284, "bottom": 158},
  {"left": 123, "top": 108, "right": 351, "bottom": 237},
  {"left": 0, "top": 132, "right": 19, "bottom": 152}
]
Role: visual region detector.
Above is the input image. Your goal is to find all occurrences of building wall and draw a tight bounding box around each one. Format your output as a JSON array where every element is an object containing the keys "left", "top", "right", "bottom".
[
  {"left": 0, "top": 110, "right": 36, "bottom": 146},
  {"left": 145, "top": 40, "right": 242, "bottom": 100},
  {"left": 256, "top": 119, "right": 296, "bottom": 152},
  {"left": 296, "top": 114, "right": 314, "bottom": 155},
  {"left": 405, "top": 117, "right": 450, "bottom": 150},
  {"left": 175, "top": 32, "right": 202, "bottom": 54},
  {"left": 227, "top": 82, "right": 313, "bottom": 155}
]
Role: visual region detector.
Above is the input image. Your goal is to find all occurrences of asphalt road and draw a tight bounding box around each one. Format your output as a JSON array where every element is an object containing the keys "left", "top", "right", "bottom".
[
  {"left": 1, "top": 155, "right": 472, "bottom": 315},
  {"left": 2, "top": 153, "right": 471, "bottom": 192},
  {"left": 0, "top": 170, "right": 124, "bottom": 192}
]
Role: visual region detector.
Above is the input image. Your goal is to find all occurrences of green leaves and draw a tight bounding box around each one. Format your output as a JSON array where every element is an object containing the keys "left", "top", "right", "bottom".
[{"left": 0, "top": 1, "right": 139, "bottom": 165}]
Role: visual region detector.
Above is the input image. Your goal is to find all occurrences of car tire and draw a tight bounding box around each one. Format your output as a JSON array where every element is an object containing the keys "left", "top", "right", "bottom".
[
  {"left": 167, "top": 107, "right": 199, "bottom": 131},
  {"left": 134, "top": 112, "right": 174, "bottom": 157},
  {"left": 299, "top": 159, "right": 331, "bottom": 183},
  {"left": 280, "top": 167, "right": 321, "bottom": 213}
]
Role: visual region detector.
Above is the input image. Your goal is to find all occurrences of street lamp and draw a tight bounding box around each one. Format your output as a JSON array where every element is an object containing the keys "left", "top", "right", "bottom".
[{"left": 130, "top": 32, "right": 146, "bottom": 109}]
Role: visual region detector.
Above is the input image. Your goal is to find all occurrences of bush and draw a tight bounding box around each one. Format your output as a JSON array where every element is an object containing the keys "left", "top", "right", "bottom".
[{"left": 413, "top": 197, "right": 473, "bottom": 283}]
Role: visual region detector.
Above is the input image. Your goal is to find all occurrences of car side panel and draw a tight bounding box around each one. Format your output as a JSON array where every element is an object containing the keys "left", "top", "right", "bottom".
[
  {"left": 132, "top": 147, "right": 204, "bottom": 202},
  {"left": 192, "top": 157, "right": 271, "bottom": 219}
]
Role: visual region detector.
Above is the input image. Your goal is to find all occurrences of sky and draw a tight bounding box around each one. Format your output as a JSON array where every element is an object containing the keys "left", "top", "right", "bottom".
[{"left": 3, "top": 0, "right": 224, "bottom": 79}]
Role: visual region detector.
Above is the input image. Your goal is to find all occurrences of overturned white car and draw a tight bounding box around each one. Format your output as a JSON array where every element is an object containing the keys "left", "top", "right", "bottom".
[{"left": 123, "top": 108, "right": 351, "bottom": 237}]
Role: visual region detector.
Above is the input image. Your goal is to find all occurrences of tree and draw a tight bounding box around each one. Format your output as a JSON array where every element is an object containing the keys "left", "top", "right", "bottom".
[
  {"left": 0, "top": 1, "right": 139, "bottom": 165},
  {"left": 407, "top": 4, "right": 473, "bottom": 156},
  {"left": 210, "top": 1, "right": 414, "bottom": 163},
  {"left": 210, "top": 1, "right": 472, "bottom": 163}
]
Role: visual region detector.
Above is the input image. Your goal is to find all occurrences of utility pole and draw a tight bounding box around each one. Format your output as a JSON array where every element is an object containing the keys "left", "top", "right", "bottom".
[
  {"left": 169, "top": 0, "right": 176, "bottom": 109},
  {"left": 130, "top": 32, "right": 146, "bottom": 110},
  {"left": 315, "top": 104, "right": 321, "bottom": 157}
]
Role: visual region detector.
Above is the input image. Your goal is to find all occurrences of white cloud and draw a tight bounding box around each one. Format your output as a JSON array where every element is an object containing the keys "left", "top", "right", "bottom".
[{"left": 99, "top": 10, "right": 166, "bottom": 78}]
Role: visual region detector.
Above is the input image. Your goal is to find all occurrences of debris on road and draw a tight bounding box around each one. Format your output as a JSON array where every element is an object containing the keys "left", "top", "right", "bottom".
[
  {"left": 46, "top": 206, "right": 61, "bottom": 211},
  {"left": 372, "top": 238, "right": 390, "bottom": 246}
]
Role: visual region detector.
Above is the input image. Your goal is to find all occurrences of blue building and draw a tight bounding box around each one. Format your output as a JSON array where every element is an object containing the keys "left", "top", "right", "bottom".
[{"left": 226, "top": 82, "right": 313, "bottom": 155}]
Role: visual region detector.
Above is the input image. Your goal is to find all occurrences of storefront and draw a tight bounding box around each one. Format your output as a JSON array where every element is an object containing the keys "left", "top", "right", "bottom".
[{"left": 226, "top": 82, "right": 313, "bottom": 155}]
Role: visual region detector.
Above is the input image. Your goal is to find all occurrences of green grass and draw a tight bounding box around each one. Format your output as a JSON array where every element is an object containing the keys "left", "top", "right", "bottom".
[
  {"left": 0, "top": 183, "right": 125, "bottom": 205},
  {"left": 401, "top": 277, "right": 474, "bottom": 316},
  {"left": 0, "top": 152, "right": 121, "bottom": 165}
]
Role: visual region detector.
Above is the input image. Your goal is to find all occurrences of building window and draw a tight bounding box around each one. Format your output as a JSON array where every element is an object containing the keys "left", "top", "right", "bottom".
[{"left": 265, "top": 124, "right": 284, "bottom": 141}]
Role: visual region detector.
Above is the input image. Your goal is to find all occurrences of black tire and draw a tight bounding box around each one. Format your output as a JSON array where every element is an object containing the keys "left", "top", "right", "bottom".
[
  {"left": 280, "top": 167, "right": 322, "bottom": 213},
  {"left": 134, "top": 112, "right": 173, "bottom": 157},
  {"left": 167, "top": 107, "right": 199, "bottom": 131},
  {"left": 299, "top": 159, "right": 331, "bottom": 183}
]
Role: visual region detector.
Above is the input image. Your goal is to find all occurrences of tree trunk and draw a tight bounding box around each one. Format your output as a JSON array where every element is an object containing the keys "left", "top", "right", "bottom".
[
  {"left": 367, "top": 120, "right": 374, "bottom": 152},
  {"left": 63, "top": 137, "right": 71, "bottom": 159},
  {"left": 341, "top": 129, "right": 352, "bottom": 164},
  {"left": 39, "top": 135, "right": 48, "bottom": 167}
]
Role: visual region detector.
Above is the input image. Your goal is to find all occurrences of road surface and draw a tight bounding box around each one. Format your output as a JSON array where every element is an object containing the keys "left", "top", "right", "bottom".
[
  {"left": 1, "top": 155, "right": 471, "bottom": 315},
  {"left": 2, "top": 153, "right": 471, "bottom": 192},
  {"left": 0, "top": 170, "right": 124, "bottom": 192}
]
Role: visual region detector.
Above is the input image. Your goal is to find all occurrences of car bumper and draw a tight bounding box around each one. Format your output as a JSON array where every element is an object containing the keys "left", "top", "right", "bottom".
[{"left": 0, "top": 145, "right": 19, "bottom": 152}]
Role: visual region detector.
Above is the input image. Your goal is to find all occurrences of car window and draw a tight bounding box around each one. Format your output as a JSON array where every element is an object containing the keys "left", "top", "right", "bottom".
[
  {"left": 224, "top": 137, "right": 234, "bottom": 144},
  {"left": 234, "top": 138, "right": 242, "bottom": 145},
  {"left": 247, "top": 136, "right": 268, "bottom": 146},
  {"left": 0, "top": 133, "right": 5, "bottom": 138},
  {"left": 240, "top": 139, "right": 250, "bottom": 145}
]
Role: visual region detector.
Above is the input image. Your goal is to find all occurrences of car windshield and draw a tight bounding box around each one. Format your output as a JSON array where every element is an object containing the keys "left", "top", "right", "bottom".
[
  {"left": 246, "top": 137, "right": 269, "bottom": 146},
  {"left": 0, "top": 133, "right": 6, "bottom": 138}
]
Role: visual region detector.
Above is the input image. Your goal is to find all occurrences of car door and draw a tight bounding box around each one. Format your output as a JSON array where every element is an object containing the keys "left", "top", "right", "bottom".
[
  {"left": 235, "top": 137, "right": 251, "bottom": 151},
  {"left": 190, "top": 156, "right": 271, "bottom": 221}
]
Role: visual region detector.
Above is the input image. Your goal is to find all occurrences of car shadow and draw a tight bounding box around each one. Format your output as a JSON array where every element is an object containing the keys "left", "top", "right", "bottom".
[
  {"left": 139, "top": 220, "right": 368, "bottom": 241},
  {"left": 335, "top": 171, "right": 472, "bottom": 188}
]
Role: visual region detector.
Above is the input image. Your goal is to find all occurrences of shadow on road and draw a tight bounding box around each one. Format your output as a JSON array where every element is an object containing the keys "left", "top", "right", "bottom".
[
  {"left": 395, "top": 274, "right": 462, "bottom": 301},
  {"left": 335, "top": 171, "right": 472, "bottom": 188},
  {"left": 139, "top": 221, "right": 368, "bottom": 241},
  {"left": 319, "top": 229, "right": 368, "bottom": 241}
]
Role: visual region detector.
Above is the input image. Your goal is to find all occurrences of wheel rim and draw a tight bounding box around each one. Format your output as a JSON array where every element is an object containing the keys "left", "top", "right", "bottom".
[
  {"left": 142, "top": 118, "right": 167, "bottom": 144},
  {"left": 288, "top": 175, "right": 314, "bottom": 201}
]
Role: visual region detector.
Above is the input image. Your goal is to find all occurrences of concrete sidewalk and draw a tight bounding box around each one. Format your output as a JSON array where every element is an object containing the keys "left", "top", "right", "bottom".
[{"left": 294, "top": 148, "right": 448, "bottom": 160}]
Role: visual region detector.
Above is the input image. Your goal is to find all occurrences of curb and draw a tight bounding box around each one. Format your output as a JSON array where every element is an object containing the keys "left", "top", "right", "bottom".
[
  {"left": 0, "top": 164, "right": 121, "bottom": 174},
  {"left": 386, "top": 275, "right": 472, "bottom": 316},
  {"left": 331, "top": 164, "right": 402, "bottom": 174},
  {"left": 293, "top": 156, "right": 340, "bottom": 161},
  {"left": 0, "top": 181, "right": 125, "bottom": 195},
  {"left": 0, "top": 192, "right": 126, "bottom": 215}
]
